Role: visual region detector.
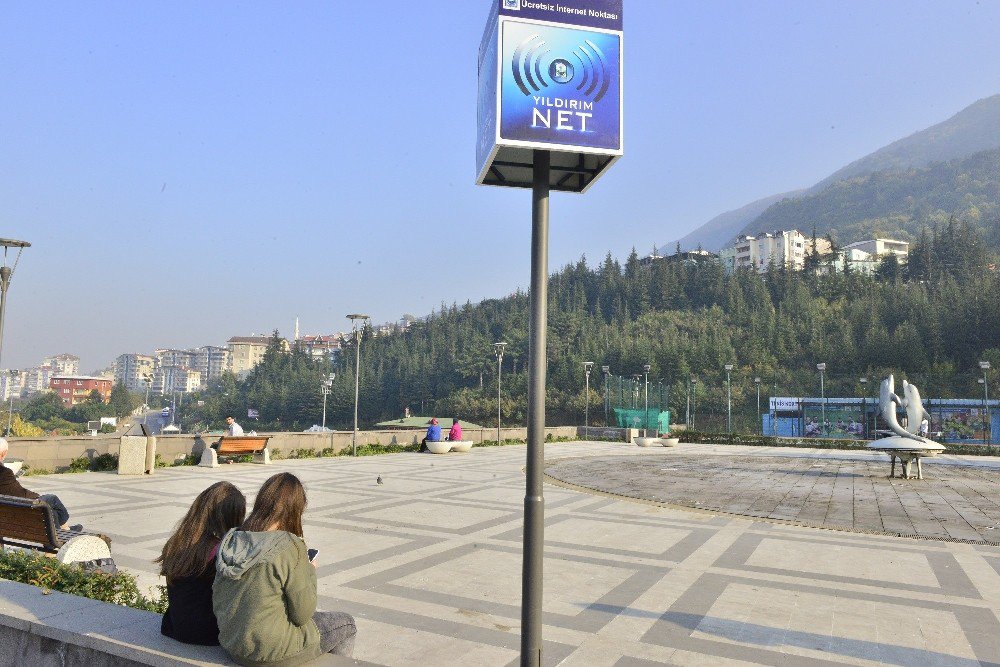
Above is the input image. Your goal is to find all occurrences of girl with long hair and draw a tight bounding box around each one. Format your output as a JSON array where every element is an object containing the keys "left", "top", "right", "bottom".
[
  {"left": 213, "top": 472, "right": 356, "bottom": 665},
  {"left": 156, "top": 481, "right": 246, "bottom": 645}
]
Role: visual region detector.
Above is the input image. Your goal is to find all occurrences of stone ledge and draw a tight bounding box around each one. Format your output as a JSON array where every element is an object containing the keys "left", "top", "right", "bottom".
[{"left": 0, "top": 580, "right": 360, "bottom": 666}]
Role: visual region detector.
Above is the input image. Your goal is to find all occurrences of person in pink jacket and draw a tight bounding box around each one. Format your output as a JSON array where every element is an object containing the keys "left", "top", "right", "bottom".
[{"left": 447, "top": 418, "right": 463, "bottom": 442}]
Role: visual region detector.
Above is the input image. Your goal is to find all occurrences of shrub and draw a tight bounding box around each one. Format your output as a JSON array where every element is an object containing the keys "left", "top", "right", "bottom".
[
  {"left": 320, "top": 447, "right": 337, "bottom": 457},
  {"left": 0, "top": 549, "right": 167, "bottom": 613},
  {"left": 67, "top": 457, "right": 91, "bottom": 473},
  {"left": 270, "top": 449, "right": 283, "bottom": 460},
  {"left": 91, "top": 453, "right": 119, "bottom": 471},
  {"left": 172, "top": 454, "right": 199, "bottom": 466},
  {"left": 21, "top": 466, "right": 51, "bottom": 477},
  {"left": 289, "top": 448, "right": 316, "bottom": 460}
]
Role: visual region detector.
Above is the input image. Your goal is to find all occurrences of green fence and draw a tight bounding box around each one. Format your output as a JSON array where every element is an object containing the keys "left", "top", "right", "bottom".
[{"left": 612, "top": 409, "right": 670, "bottom": 432}]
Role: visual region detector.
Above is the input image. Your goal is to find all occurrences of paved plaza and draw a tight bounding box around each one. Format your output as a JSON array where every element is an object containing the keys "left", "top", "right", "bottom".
[{"left": 21, "top": 441, "right": 1000, "bottom": 666}]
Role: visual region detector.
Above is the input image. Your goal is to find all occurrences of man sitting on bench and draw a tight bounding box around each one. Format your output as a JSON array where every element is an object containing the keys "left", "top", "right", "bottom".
[
  {"left": 0, "top": 438, "right": 81, "bottom": 531},
  {"left": 212, "top": 416, "right": 244, "bottom": 451}
]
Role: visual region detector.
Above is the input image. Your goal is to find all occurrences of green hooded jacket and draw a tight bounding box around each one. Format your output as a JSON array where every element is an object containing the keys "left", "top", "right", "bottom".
[{"left": 213, "top": 528, "right": 322, "bottom": 667}]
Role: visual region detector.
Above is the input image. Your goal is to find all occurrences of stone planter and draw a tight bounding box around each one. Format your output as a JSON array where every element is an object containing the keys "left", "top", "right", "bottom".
[
  {"left": 661, "top": 437, "right": 680, "bottom": 447},
  {"left": 634, "top": 437, "right": 660, "bottom": 447},
  {"left": 426, "top": 441, "right": 452, "bottom": 454}
]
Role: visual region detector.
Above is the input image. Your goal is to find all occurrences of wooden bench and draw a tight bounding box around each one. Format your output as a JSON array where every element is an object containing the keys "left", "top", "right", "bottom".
[
  {"left": 200, "top": 435, "right": 272, "bottom": 467},
  {"left": 0, "top": 494, "right": 112, "bottom": 565}
]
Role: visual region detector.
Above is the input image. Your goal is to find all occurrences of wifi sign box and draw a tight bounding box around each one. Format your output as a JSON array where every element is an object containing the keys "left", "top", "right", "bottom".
[{"left": 477, "top": 0, "right": 623, "bottom": 193}]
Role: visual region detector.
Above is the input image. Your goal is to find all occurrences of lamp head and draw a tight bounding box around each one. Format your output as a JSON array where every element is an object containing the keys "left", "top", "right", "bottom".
[
  {"left": 754, "top": 377, "right": 761, "bottom": 384},
  {"left": 979, "top": 378, "right": 986, "bottom": 385},
  {"left": 643, "top": 364, "right": 651, "bottom": 373},
  {"left": 980, "top": 361, "right": 992, "bottom": 371},
  {"left": 583, "top": 361, "right": 594, "bottom": 373},
  {"left": 724, "top": 364, "right": 734, "bottom": 372},
  {"left": 816, "top": 363, "right": 827, "bottom": 371},
  {"left": 859, "top": 377, "right": 868, "bottom": 384},
  {"left": 494, "top": 342, "right": 507, "bottom": 356},
  {"left": 601, "top": 365, "right": 610, "bottom": 374}
]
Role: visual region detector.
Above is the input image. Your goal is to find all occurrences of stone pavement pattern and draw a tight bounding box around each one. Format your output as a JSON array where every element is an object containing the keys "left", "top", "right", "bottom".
[
  {"left": 545, "top": 451, "right": 1000, "bottom": 543},
  {"left": 20, "top": 442, "right": 1000, "bottom": 666}
]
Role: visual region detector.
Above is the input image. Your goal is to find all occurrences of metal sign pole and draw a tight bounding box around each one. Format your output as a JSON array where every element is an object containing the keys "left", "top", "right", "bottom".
[{"left": 521, "top": 149, "right": 549, "bottom": 667}]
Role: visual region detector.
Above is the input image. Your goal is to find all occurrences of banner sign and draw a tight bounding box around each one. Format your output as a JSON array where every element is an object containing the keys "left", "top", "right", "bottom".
[
  {"left": 769, "top": 397, "right": 799, "bottom": 411},
  {"left": 477, "top": 0, "right": 624, "bottom": 192}
]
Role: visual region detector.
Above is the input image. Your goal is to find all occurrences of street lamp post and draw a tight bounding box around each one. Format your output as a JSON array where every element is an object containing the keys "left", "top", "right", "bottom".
[
  {"left": 6, "top": 369, "right": 20, "bottom": 436},
  {"left": 859, "top": 377, "right": 868, "bottom": 440},
  {"left": 754, "top": 376, "right": 761, "bottom": 435},
  {"left": 643, "top": 364, "right": 651, "bottom": 436},
  {"left": 980, "top": 361, "right": 991, "bottom": 448},
  {"left": 817, "top": 363, "right": 827, "bottom": 437},
  {"left": 690, "top": 377, "right": 698, "bottom": 430},
  {"left": 321, "top": 373, "right": 335, "bottom": 430},
  {"left": 602, "top": 366, "right": 610, "bottom": 426},
  {"left": 724, "top": 364, "right": 734, "bottom": 434},
  {"left": 347, "top": 314, "right": 371, "bottom": 457},
  {"left": 494, "top": 343, "right": 506, "bottom": 445},
  {"left": 583, "top": 362, "right": 594, "bottom": 440},
  {"left": 0, "top": 239, "right": 30, "bottom": 371}
]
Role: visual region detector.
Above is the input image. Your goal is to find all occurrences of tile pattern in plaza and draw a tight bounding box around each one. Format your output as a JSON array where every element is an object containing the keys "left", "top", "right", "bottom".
[
  {"left": 545, "top": 451, "right": 1000, "bottom": 543},
  {"left": 21, "top": 442, "right": 1000, "bottom": 666}
]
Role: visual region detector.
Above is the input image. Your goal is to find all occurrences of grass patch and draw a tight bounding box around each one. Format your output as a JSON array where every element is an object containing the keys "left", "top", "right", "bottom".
[{"left": 0, "top": 550, "right": 166, "bottom": 613}]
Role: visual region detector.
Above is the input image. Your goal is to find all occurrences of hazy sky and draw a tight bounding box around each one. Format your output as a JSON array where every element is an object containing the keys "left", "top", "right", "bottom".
[{"left": 3, "top": 1, "right": 1000, "bottom": 372}]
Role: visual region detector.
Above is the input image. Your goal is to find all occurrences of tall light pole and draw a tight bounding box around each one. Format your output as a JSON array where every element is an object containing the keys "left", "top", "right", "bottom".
[
  {"left": 494, "top": 342, "right": 506, "bottom": 445},
  {"left": 980, "top": 361, "right": 991, "bottom": 448},
  {"left": 0, "top": 239, "right": 30, "bottom": 371},
  {"left": 6, "top": 369, "right": 20, "bottom": 436},
  {"left": 754, "top": 376, "right": 762, "bottom": 435},
  {"left": 602, "top": 365, "right": 610, "bottom": 426},
  {"left": 724, "top": 364, "right": 734, "bottom": 434},
  {"left": 347, "top": 314, "right": 370, "bottom": 456},
  {"left": 686, "top": 375, "right": 692, "bottom": 428},
  {"left": 817, "top": 363, "right": 827, "bottom": 437},
  {"left": 643, "top": 364, "right": 651, "bottom": 436},
  {"left": 321, "top": 372, "right": 335, "bottom": 430},
  {"left": 691, "top": 377, "right": 698, "bottom": 430},
  {"left": 583, "top": 362, "right": 594, "bottom": 440},
  {"left": 859, "top": 376, "right": 868, "bottom": 440}
]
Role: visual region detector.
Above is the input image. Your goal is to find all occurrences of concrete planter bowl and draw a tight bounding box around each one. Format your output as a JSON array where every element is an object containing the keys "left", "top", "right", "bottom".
[
  {"left": 634, "top": 437, "right": 660, "bottom": 447},
  {"left": 450, "top": 441, "right": 473, "bottom": 453},
  {"left": 426, "top": 441, "right": 452, "bottom": 454},
  {"left": 661, "top": 437, "right": 680, "bottom": 447}
]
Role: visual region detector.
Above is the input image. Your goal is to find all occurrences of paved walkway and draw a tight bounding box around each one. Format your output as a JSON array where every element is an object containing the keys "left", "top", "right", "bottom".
[
  {"left": 545, "top": 448, "right": 1000, "bottom": 543},
  {"left": 21, "top": 442, "right": 1000, "bottom": 666}
]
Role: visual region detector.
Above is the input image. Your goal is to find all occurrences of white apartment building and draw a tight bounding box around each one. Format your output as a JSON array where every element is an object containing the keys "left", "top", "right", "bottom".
[
  {"left": 114, "top": 353, "right": 156, "bottom": 392},
  {"left": 192, "top": 346, "right": 229, "bottom": 384},
  {"left": 43, "top": 354, "right": 80, "bottom": 376},
  {"left": 842, "top": 238, "right": 909, "bottom": 262},
  {"left": 153, "top": 366, "right": 202, "bottom": 395},
  {"left": 22, "top": 365, "right": 54, "bottom": 396},
  {"left": 731, "top": 230, "right": 809, "bottom": 272},
  {"left": 0, "top": 371, "right": 25, "bottom": 401}
]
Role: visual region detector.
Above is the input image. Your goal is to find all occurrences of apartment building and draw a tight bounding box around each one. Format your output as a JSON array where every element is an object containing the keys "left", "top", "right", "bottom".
[
  {"left": 114, "top": 353, "right": 156, "bottom": 392},
  {"left": 153, "top": 366, "right": 202, "bottom": 395},
  {"left": 43, "top": 354, "right": 80, "bottom": 376},
  {"left": 0, "top": 371, "right": 25, "bottom": 401},
  {"left": 50, "top": 375, "right": 113, "bottom": 406},
  {"left": 842, "top": 238, "right": 909, "bottom": 262},
  {"left": 296, "top": 335, "right": 341, "bottom": 363},
  {"left": 227, "top": 336, "right": 289, "bottom": 376}
]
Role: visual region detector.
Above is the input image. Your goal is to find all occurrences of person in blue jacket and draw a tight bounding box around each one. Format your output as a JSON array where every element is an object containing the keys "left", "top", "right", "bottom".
[{"left": 420, "top": 418, "right": 441, "bottom": 452}]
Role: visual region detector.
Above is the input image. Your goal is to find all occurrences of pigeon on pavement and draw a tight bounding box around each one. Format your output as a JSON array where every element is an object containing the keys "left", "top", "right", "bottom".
[{"left": 376, "top": 475, "right": 383, "bottom": 485}]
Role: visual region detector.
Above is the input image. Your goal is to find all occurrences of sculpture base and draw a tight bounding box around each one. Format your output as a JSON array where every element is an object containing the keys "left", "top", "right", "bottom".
[{"left": 867, "top": 436, "right": 945, "bottom": 480}]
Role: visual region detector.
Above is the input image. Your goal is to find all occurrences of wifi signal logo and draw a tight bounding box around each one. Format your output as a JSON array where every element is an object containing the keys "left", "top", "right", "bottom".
[
  {"left": 502, "top": 0, "right": 520, "bottom": 9},
  {"left": 510, "top": 33, "right": 612, "bottom": 103}
]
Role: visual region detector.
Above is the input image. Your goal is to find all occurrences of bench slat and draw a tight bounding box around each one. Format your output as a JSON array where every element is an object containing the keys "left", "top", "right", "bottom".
[{"left": 217, "top": 436, "right": 270, "bottom": 455}]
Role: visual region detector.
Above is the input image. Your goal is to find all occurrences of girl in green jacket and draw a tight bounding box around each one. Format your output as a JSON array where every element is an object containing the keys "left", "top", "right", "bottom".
[{"left": 213, "top": 473, "right": 356, "bottom": 667}]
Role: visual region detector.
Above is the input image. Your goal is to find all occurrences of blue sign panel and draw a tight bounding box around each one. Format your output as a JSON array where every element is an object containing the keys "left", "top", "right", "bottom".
[
  {"left": 500, "top": 21, "right": 621, "bottom": 151},
  {"left": 499, "top": 0, "right": 622, "bottom": 31}
]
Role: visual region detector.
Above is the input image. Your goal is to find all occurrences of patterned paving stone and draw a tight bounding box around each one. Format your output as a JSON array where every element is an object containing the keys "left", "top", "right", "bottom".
[{"left": 14, "top": 442, "right": 1000, "bottom": 665}]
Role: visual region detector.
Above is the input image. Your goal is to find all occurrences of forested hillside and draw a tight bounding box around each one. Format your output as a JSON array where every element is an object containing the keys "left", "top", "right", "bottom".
[
  {"left": 741, "top": 148, "right": 1000, "bottom": 247},
  {"left": 188, "top": 221, "right": 1000, "bottom": 433}
]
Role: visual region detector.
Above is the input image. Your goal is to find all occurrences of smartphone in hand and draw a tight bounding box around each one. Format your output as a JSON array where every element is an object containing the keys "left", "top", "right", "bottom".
[{"left": 307, "top": 548, "right": 319, "bottom": 562}]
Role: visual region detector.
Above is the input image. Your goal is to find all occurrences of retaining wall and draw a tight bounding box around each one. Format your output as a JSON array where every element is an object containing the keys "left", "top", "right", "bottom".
[{"left": 6, "top": 426, "right": 582, "bottom": 471}]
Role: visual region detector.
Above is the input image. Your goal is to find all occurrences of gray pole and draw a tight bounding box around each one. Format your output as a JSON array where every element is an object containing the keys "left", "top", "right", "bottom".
[
  {"left": 584, "top": 370, "right": 589, "bottom": 439},
  {"left": 353, "top": 327, "right": 361, "bottom": 456},
  {"left": 0, "top": 267, "right": 9, "bottom": 371},
  {"left": 521, "top": 149, "right": 549, "bottom": 667},
  {"left": 643, "top": 367, "right": 649, "bottom": 437},
  {"left": 495, "top": 343, "right": 505, "bottom": 446},
  {"left": 726, "top": 370, "right": 732, "bottom": 434},
  {"left": 983, "top": 369, "right": 990, "bottom": 448},
  {"left": 322, "top": 388, "right": 328, "bottom": 430},
  {"left": 820, "top": 371, "right": 826, "bottom": 436}
]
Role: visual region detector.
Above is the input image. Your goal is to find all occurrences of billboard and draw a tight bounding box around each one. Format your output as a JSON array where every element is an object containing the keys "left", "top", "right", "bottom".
[{"left": 477, "top": 0, "right": 624, "bottom": 192}]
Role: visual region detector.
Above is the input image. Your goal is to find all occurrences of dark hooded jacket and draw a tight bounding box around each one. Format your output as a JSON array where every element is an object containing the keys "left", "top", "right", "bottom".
[{"left": 213, "top": 528, "right": 321, "bottom": 667}]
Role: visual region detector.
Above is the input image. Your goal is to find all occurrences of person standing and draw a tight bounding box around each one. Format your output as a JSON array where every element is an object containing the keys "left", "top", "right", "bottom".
[{"left": 0, "top": 437, "right": 80, "bottom": 531}]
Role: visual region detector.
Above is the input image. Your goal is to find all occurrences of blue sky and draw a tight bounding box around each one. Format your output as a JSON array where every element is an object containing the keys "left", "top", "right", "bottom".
[{"left": 3, "top": 1, "right": 1000, "bottom": 372}]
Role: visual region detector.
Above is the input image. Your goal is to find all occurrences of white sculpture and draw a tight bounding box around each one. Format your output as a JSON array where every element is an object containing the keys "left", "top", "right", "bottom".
[{"left": 869, "top": 375, "right": 944, "bottom": 479}]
